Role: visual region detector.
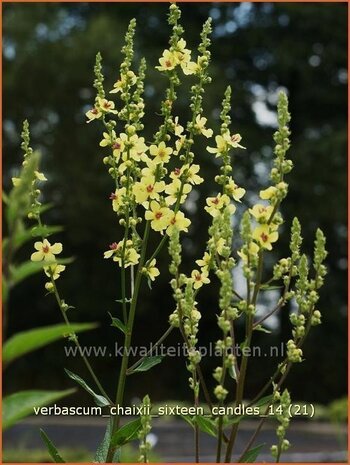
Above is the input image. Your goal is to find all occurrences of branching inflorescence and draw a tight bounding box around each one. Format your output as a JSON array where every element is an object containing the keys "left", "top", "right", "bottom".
[{"left": 22, "top": 4, "right": 327, "bottom": 463}]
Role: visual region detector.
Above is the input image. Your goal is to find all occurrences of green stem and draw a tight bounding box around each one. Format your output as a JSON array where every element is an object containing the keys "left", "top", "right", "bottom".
[
  {"left": 49, "top": 273, "right": 111, "bottom": 403},
  {"left": 126, "top": 325, "right": 174, "bottom": 374},
  {"left": 106, "top": 221, "right": 151, "bottom": 462}
]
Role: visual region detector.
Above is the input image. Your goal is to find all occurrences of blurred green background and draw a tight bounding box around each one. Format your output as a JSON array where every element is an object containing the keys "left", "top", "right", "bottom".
[{"left": 3, "top": 2, "right": 347, "bottom": 408}]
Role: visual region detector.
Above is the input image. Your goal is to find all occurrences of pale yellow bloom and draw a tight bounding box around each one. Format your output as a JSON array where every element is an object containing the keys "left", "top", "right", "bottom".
[
  {"left": 35, "top": 171, "right": 47, "bottom": 182},
  {"left": 145, "top": 201, "right": 172, "bottom": 232},
  {"left": 237, "top": 242, "right": 260, "bottom": 262},
  {"left": 216, "top": 238, "right": 226, "bottom": 255},
  {"left": 97, "top": 98, "right": 118, "bottom": 115},
  {"left": 110, "top": 187, "right": 126, "bottom": 213},
  {"left": 182, "top": 58, "right": 199, "bottom": 75},
  {"left": 149, "top": 141, "right": 173, "bottom": 164},
  {"left": 141, "top": 159, "right": 158, "bottom": 178},
  {"left": 165, "top": 179, "right": 192, "bottom": 206},
  {"left": 207, "top": 132, "right": 245, "bottom": 156},
  {"left": 100, "top": 130, "right": 116, "bottom": 148},
  {"left": 104, "top": 241, "right": 140, "bottom": 267},
  {"left": 195, "top": 115, "right": 213, "bottom": 138},
  {"left": 196, "top": 252, "right": 211, "bottom": 270},
  {"left": 123, "top": 134, "right": 148, "bottom": 162},
  {"left": 249, "top": 204, "right": 274, "bottom": 223},
  {"left": 174, "top": 135, "right": 186, "bottom": 155},
  {"left": 259, "top": 186, "right": 277, "bottom": 200},
  {"left": 44, "top": 264, "right": 66, "bottom": 280},
  {"left": 174, "top": 116, "right": 184, "bottom": 136},
  {"left": 204, "top": 193, "right": 235, "bottom": 218},
  {"left": 156, "top": 49, "right": 177, "bottom": 71},
  {"left": 166, "top": 211, "right": 191, "bottom": 236},
  {"left": 104, "top": 242, "right": 121, "bottom": 259},
  {"left": 144, "top": 258, "right": 160, "bottom": 281},
  {"left": 132, "top": 176, "right": 165, "bottom": 205},
  {"left": 191, "top": 269, "right": 210, "bottom": 289},
  {"left": 228, "top": 133, "right": 245, "bottom": 149},
  {"left": 85, "top": 106, "right": 102, "bottom": 123},
  {"left": 31, "top": 239, "right": 63, "bottom": 262},
  {"left": 252, "top": 224, "right": 279, "bottom": 251},
  {"left": 184, "top": 164, "right": 204, "bottom": 185},
  {"left": 226, "top": 178, "right": 245, "bottom": 201},
  {"left": 110, "top": 71, "right": 137, "bottom": 94}
]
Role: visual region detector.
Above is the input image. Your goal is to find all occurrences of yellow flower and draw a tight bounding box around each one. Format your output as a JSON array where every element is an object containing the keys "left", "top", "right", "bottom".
[
  {"left": 252, "top": 224, "right": 279, "bottom": 251},
  {"left": 204, "top": 193, "right": 235, "bottom": 217},
  {"left": 132, "top": 176, "right": 165, "bottom": 205},
  {"left": 97, "top": 97, "right": 118, "bottom": 115},
  {"left": 184, "top": 164, "right": 204, "bottom": 185},
  {"left": 104, "top": 241, "right": 140, "bottom": 267},
  {"left": 191, "top": 269, "right": 210, "bottom": 289},
  {"left": 141, "top": 159, "right": 158, "bottom": 178},
  {"left": 174, "top": 39, "right": 191, "bottom": 63},
  {"left": 228, "top": 133, "right": 245, "bottom": 149},
  {"left": 259, "top": 186, "right": 277, "bottom": 200},
  {"left": 85, "top": 106, "right": 102, "bottom": 123},
  {"left": 143, "top": 258, "right": 160, "bottom": 281},
  {"left": 100, "top": 130, "right": 116, "bottom": 148},
  {"left": 149, "top": 141, "right": 173, "bottom": 164},
  {"left": 156, "top": 49, "right": 177, "bottom": 71},
  {"left": 104, "top": 241, "right": 121, "bottom": 259},
  {"left": 31, "top": 239, "right": 63, "bottom": 262},
  {"left": 174, "top": 116, "right": 184, "bottom": 136},
  {"left": 166, "top": 211, "right": 191, "bottom": 236},
  {"left": 110, "top": 187, "right": 126, "bottom": 213},
  {"left": 207, "top": 133, "right": 245, "bottom": 156},
  {"left": 249, "top": 204, "right": 274, "bottom": 223},
  {"left": 174, "top": 135, "right": 186, "bottom": 155},
  {"left": 165, "top": 179, "right": 192, "bottom": 206},
  {"left": 110, "top": 133, "right": 127, "bottom": 160},
  {"left": 110, "top": 71, "right": 137, "bottom": 94},
  {"left": 145, "top": 201, "right": 172, "bottom": 232},
  {"left": 195, "top": 115, "right": 213, "bottom": 138},
  {"left": 196, "top": 252, "right": 211, "bottom": 270},
  {"left": 216, "top": 238, "right": 226, "bottom": 255},
  {"left": 237, "top": 242, "right": 260, "bottom": 262},
  {"left": 122, "top": 247, "right": 140, "bottom": 267},
  {"left": 226, "top": 178, "right": 245, "bottom": 201},
  {"left": 44, "top": 264, "right": 66, "bottom": 280},
  {"left": 206, "top": 134, "right": 230, "bottom": 156},
  {"left": 35, "top": 171, "right": 47, "bottom": 182},
  {"left": 181, "top": 61, "right": 200, "bottom": 76},
  {"left": 123, "top": 134, "right": 148, "bottom": 162}
]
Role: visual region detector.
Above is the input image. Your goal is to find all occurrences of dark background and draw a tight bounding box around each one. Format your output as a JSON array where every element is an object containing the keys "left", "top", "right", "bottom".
[{"left": 3, "top": 2, "right": 347, "bottom": 407}]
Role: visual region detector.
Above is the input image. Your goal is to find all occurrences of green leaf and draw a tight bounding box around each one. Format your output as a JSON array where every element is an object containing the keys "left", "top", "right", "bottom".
[
  {"left": 260, "top": 284, "right": 283, "bottom": 291},
  {"left": 254, "top": 325, "right": 272, "bottom": 334},
  {"left": 180, "top": 414, "right": 195, "bottom": 427},
  {"left": 224, "top": 415, "right": 245, "bottom": 426},
  {"left": 239, "top": 443, "right": 265, "bottom": 463},
  {"left": 13, "top": 225, "right": 63, "bottom": 250},
  {"left": 110, "top": 418, "right": 142, "bottom": 447},
  {"left": 132, "top": 355, "right": 164, "bottom": 373},
  {"left": 64, "top": 369, "right": 110, "bottom": 407},
  {"left": 108, "top": 312, "right": 126, "bottom": 334},
  {"left": 3, "top": 389, "right": 75, "bottom": 430},
  {"left": 94, "top": 418, "right": 120, "bottom": 463},
  {"left": 228, "top": 364, "right": 238, "bottom": 381},
  {"left": 194, "top": 415, "right": 217, "bottom": 437},
  {"left": 40, "top": 429, "right": 65, "bottom": 462},
  {"left": 254, "top": 395, "right": 273, "bottom": 407},
  {"left": 10, "top": 257, "right": 73, "bottom": 285},
  {"left": 3, "top": 322, "right": 97, "bottom": 366}
]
